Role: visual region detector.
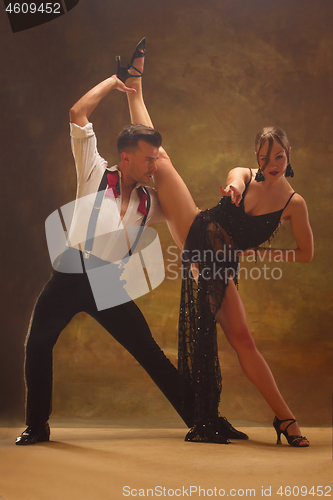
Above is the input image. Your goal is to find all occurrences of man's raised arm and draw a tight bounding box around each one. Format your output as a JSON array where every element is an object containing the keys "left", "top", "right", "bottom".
[{"left": 69, "top": 75, "right": 136, "bottom": 127}]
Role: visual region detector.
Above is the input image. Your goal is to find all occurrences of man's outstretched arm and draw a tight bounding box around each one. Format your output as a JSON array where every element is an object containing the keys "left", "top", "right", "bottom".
[{"left": 69, "top": 76, "right": 136, "bottom": 127}]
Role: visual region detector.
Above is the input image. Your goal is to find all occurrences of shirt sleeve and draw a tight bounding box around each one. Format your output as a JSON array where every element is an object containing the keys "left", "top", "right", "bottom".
[
  {"left": 145, "top": 187, "right": 166, "bottom": 224},
  {"left": 70, "top": 122, "right": 107, "bottom": 185}
]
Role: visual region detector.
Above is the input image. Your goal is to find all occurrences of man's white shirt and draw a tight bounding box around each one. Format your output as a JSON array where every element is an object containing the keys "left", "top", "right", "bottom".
[{"left": 67, "top": 122, "right": 164, "bottom": 262}]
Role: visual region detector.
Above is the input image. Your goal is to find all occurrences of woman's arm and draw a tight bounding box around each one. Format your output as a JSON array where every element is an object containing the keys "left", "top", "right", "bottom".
[{"left": 248, "top": 195, "right": 314, "bottom": 263}]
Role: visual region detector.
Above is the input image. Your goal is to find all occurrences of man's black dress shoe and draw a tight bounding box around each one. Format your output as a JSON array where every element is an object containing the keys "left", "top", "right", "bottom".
[
  {"left": 15, "top": 422, "right": 50, "bottom": 445},
  {"left": 219, "top": 416, "right": 248, "bottom": 440}
]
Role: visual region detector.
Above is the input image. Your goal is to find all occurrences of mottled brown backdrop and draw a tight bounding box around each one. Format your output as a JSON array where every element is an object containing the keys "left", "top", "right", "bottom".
[{"left": 0, "top": 0, "right": 332, "bottom": 426}]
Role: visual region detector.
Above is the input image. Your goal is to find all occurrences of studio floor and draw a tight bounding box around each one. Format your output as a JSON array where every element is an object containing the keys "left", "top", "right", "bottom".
[{"left": 0, "top": 422, "right": 332, "bottom": 500}]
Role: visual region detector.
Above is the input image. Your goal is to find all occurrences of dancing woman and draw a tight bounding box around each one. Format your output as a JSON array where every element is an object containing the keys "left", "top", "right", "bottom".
[{"left": 117, "top": 39, "right": 313, "bottom": 446}]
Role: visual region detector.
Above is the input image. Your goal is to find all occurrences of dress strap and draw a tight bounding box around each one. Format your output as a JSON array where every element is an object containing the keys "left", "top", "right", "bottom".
[
  {"left": 247, "top": 168, "right": 252, "bottom": 185},
  {"left": 283, "top": 192, "right": 296, "bottom": 210},
  {"left": 239, "top": 169, "right": 252, "bottom": 204}
]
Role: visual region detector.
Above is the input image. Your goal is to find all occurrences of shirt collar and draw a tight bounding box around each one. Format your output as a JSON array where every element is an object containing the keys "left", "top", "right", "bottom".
[
  {"left": 108, "top": 165, "right": 142, "bottom": 191},
  {"left": 106, "top": 167, "right": 148, "bottom": 215}
]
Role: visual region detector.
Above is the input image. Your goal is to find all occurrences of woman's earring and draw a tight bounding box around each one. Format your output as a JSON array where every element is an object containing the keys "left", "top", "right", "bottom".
[
  {"left": 255, "top": 168, "right": 265, "bottom": 182},
  {"left": 285, "top": 163, "right": 294, "bottom": 177}
]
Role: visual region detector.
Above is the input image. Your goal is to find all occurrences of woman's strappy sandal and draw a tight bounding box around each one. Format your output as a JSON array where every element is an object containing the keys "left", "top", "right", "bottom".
[
  {"left": 116, "top": 38, "right": 146, "bottom": 83},
  {"left": 273, "top": 416, "right": 309, "bottom": 447}
]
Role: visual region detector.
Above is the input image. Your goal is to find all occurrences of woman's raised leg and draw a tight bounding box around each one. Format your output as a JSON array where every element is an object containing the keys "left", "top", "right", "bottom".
[
  {"left": 215, "top": 278, "right": 309, "bottom": 446},
  {"left": 125, "top": 54, "right": 199, "bottom": 249}
]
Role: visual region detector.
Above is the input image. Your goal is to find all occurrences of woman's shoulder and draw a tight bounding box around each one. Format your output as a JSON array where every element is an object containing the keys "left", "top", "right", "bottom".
[
  {"left": 284, "top": 192, "right": 309, "bottom": 218},
  {"left": 288, "top": 192, "right": 306, "bottom": 206}
]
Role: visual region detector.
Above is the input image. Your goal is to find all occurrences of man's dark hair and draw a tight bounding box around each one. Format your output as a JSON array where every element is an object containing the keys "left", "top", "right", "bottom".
[{"left": 117, "top": 124, "right": 162, "bottom": 157}]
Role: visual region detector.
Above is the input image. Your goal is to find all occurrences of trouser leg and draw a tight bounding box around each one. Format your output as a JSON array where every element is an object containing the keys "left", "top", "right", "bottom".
[
  {"left": 25, "top": 272, "right": 84, "bottom": 427},
  {"left": 90, "top": 301, "right": 195, "bottom": 427},
  {"left": 25, "top": 268, "right": 194, "bottom": 427}
]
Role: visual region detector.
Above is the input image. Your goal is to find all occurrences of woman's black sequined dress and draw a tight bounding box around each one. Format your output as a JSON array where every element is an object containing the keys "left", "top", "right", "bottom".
[{"left": 179, "top": 170, "right": 295, "bottom": 442}]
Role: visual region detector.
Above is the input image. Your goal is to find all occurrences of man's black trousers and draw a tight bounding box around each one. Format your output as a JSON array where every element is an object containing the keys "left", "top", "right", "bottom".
[{"left": 25, "top": 270, "right": 195, "bottom": 428}]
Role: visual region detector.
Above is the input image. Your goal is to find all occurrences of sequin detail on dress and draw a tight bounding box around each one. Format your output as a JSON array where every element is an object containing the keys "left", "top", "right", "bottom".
[{"left": 179, "top": 169, "right": 295, "bottom": 442}]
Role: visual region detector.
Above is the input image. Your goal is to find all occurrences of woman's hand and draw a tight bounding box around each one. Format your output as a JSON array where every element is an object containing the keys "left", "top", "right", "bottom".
[
  {"left": 220, "top": 184, "right": 243, "bottom": 206},
  {"left": 220, "top": 168, "right": 250, "bottom": 206}
]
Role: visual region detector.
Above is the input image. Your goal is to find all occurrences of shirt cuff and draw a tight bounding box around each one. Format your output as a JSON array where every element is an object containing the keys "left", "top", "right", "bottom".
[{"left": 70, "top": 122, "right": 95, "bottom": 138}]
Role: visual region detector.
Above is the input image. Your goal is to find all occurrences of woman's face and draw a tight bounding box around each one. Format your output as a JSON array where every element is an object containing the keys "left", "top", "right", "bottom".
[{"left": 256, "top": 139, "right": 290, "bottom": 180}]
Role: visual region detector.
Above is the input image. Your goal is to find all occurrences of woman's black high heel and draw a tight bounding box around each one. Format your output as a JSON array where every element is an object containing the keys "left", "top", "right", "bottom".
[
  {"left": 273, "top": 416, "right": 309, "bottom": 447},
  {"left": 116, "top": 38, "right": 146, "bottom": 83}
]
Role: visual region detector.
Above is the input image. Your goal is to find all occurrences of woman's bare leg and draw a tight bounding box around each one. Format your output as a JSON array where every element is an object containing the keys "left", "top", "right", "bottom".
[
  {"left": 153, "top": 150, "right": 200, "bottom": 249},
  {"left": 126, "top": 60, "right": 199, "bottom": 249},
  {"left": 215, "top": 279, "right": 309, "bottom": 445},
  {"left": 125, "top": 54, "right": 153, "bottom": 128}
]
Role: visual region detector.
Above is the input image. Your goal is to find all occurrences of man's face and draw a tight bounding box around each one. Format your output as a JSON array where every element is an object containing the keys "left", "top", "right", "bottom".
[{"left": 123, "top": 140, "right": 159, "bottom": 185}]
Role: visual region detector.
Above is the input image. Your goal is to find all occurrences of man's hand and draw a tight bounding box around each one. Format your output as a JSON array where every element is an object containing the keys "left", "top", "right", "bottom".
[
  {"left": 220, "top": 184, "right": 243, "bottom": 206},
  {"left": 70, "top": 75, "right": 137, "bottom": 127},
  {"left": 113, "top": 75, "right": 137, "bottom": 94}
]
